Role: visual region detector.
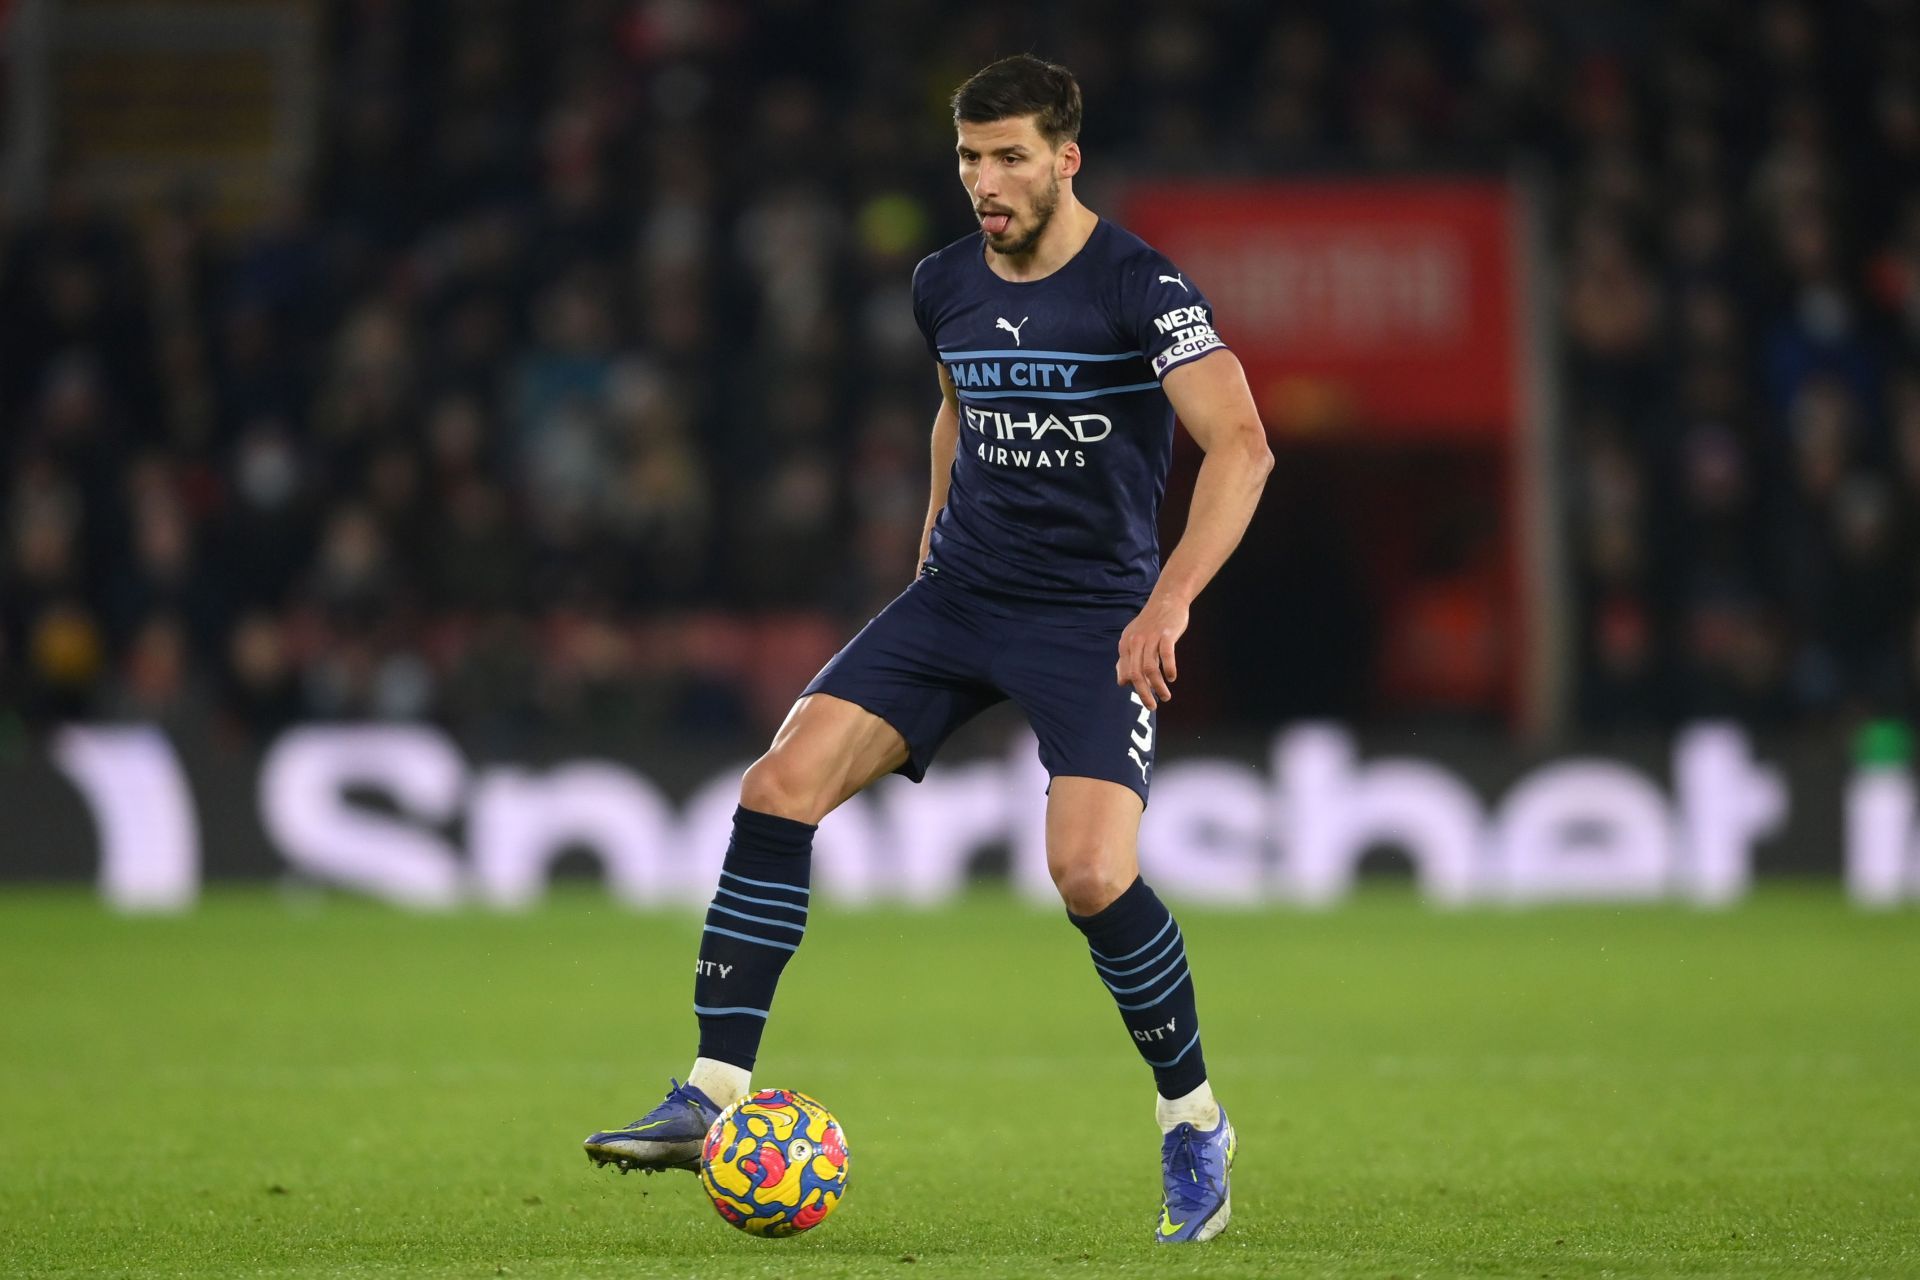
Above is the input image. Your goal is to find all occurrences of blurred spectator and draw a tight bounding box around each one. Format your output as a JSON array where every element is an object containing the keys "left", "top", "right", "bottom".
[{"left": 220, "top": 612, "right": 306, "bottom": 736}]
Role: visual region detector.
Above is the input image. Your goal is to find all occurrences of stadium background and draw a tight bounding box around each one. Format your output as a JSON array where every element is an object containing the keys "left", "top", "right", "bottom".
[
  {"left": 4, "top": 3, "right": 1920, "bottom": 1276},
  {"left": 6, "top": 0, "right": 1920, "bottom": 903}
]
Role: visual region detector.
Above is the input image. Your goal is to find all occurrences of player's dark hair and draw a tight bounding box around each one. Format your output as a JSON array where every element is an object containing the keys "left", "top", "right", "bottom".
[{"left": 951, "top": 55, "right": 1083, "bottom": 148}]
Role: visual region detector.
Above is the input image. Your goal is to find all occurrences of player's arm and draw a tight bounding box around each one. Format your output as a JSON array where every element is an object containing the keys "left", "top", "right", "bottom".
[
  {"left": 1115, "top": 350, "right": 1273, "bottom": 711},
  {"left": 917, "top": 364, "right": 961, "bottom": 576}
]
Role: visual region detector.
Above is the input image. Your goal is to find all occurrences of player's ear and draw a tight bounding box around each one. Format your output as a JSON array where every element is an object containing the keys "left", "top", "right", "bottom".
[{"left": 1057, "top": 140, "right": 1082, "bottom": 179}]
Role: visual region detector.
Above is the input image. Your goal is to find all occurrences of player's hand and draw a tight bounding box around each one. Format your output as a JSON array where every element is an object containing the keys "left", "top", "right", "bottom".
[{"left": 1116, "top": 595, "right": 1188, "bottom": 711}]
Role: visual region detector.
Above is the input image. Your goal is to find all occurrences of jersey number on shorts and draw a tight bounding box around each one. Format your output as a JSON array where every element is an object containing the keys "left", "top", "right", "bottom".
[{"left": 1127, "top": 692, "right": 1154, "bottom": 785}]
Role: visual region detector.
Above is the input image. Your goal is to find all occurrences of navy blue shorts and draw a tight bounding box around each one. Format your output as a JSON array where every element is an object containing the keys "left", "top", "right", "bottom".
[{"left": 802, "top": 573, "right": 1158, "bottom": 802}]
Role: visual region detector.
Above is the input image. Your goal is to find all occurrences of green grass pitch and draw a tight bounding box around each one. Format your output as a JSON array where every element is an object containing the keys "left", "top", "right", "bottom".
[{"left": 2, "top": 885, "right": 1916, "bottom": 1278}]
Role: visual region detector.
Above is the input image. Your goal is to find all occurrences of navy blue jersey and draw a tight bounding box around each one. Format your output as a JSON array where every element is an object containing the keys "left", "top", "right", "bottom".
[{"left": 911, "top": 219, "right": 1228, "bottom": 612}]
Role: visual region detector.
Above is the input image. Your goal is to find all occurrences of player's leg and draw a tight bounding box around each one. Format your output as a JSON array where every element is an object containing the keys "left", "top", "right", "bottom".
[
  {"left": 1046, "top": 777, "right": 1235, "bottom": 1244},
  {"left": 586, "top": 578, "right": 1003, "bottom": 1174},
  {"left": 686, "top": 693, "right": 910, "bottom": 1094},
  {"left": 1049, "top": 782, "right": 1214, "bottom": 1106},
  {"left": 999, "top": 616, "right": 1234, "bottom": 1242},
  {"left": 583, "top": 694, "right": 906, "bottom": 1174}
]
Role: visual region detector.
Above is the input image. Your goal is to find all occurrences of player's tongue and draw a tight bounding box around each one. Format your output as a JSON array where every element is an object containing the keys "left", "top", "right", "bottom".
[{"left": 982, "top": 211, "right": 1012, "bottom": 235}]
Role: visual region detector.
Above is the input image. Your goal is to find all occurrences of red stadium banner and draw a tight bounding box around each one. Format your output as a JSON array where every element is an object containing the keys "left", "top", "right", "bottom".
[{"left": 1123, "top": 180, "right": 1522, "bottom": 439}]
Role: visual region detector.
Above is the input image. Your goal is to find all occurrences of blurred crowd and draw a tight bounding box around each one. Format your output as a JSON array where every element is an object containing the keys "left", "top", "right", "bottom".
[
  {"left": 3, "top": 0, "right": 1918, "bottom": 744},
  {"left": 1550, "top": 2, "right": 1920, "bottom": 726}
]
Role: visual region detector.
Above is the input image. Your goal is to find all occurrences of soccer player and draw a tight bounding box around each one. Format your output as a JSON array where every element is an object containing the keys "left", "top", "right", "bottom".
[{"left": 585, "top": 54, "right": 1272, "bottom": 1244}]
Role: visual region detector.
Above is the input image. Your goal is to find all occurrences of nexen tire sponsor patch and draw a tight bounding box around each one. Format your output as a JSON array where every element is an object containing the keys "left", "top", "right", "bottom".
[{"left": 1150, "top": 304, "right": 1223, "bottom": 375}]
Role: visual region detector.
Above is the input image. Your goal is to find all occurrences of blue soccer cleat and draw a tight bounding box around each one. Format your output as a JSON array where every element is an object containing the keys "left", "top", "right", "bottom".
[
  {"left": 583, "top": 1079, "right": 723, "bottom": 1175},
  {"left": 1154, "top": 1108, "right": 1235, "bottom": 1243}
]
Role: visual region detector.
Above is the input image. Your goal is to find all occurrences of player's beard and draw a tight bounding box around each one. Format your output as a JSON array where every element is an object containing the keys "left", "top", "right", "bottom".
[{"left": 986, "top": 173, "right": 1060, "bottom": 257}]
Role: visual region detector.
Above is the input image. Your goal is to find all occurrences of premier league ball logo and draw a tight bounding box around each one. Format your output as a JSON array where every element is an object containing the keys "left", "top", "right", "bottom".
[{"left": 698, "top": 1089, "right": 849, "bottom": 1236}]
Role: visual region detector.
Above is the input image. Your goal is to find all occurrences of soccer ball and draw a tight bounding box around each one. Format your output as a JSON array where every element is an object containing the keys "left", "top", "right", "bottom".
[{"left": 698, "top": 1088, "right": 849, "bottom": 1236}]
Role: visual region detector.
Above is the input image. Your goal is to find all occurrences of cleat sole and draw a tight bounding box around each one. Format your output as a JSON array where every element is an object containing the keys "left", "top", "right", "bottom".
[
  {"left": 1192, "top": 1193, "right": 1231, "bottom": 1243},
  {"left": 583, "top": 1138, "right": 701, "bottom": 1176}
]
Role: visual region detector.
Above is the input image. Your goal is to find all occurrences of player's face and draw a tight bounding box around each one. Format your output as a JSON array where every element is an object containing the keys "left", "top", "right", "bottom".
[{"left": 956, "top": 116, "right": 1074, "bottom": 257}]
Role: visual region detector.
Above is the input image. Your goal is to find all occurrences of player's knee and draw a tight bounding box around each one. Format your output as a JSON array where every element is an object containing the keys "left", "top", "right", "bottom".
[
  {"left": 1050, "top": 855, "right": 1132, "bottom": 917},
  {"left": 739, "top": 752, "right": 832, "bottom": 825}
]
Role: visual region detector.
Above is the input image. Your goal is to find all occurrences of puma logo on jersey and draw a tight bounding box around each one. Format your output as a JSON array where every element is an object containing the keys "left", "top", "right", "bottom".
[
  {"left": 1158, "top": 272, "right": 1188, "bottom": 292},
  {"left": 996, "top": 315, "right": 1029, "bottom": 346}
]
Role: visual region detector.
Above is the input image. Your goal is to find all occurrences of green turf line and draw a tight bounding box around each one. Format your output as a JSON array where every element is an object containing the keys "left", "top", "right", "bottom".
[{"left": 1, "top": 886, "right": 1916, "bottom": 1277}]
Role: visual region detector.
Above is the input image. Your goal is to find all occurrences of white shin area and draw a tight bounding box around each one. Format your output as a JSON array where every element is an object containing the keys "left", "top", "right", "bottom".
[
  {"left": 1155, "top": 1078, "right": 1221, "bottom": 1133},
  {"left": 688, "top": 1057, "right": 752, "bottom": 1108}
]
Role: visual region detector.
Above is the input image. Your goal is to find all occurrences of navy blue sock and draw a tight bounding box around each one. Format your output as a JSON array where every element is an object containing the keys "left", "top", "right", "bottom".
[
  {"left": 693, "top": 805, "right": 814, "bottom": 1070},
  {"left": 1068, "top": 877, "right": 1208, "bottom": 1099}
]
